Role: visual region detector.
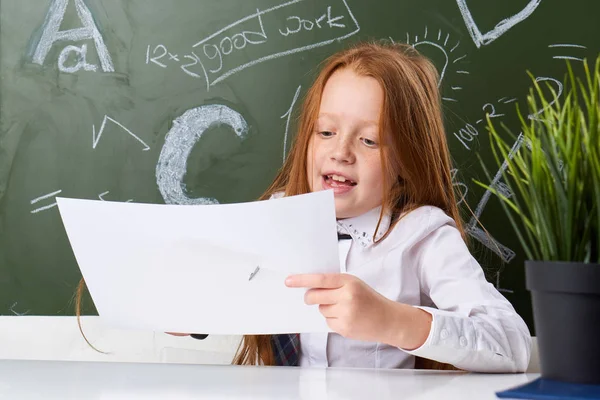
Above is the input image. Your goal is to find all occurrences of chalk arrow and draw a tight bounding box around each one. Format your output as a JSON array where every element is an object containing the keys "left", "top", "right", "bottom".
[{"left": 92, "top": 115, "right": 150, "bottom": 151}]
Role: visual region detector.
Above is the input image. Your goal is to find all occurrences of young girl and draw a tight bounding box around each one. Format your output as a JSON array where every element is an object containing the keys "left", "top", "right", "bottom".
[
  {"left": 150, "top": 40, "right": 530, "bottom": 371},
  {"left": 217, "top": 41, "right": 531, "bottom": 371}
]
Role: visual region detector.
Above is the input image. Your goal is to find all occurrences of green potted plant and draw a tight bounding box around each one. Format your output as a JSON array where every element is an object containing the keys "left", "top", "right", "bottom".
[{"left": 476, "top": 55, "right": 600, "bottom": 385}]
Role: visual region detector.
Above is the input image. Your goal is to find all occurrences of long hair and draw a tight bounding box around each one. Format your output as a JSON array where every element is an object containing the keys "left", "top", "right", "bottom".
[{"left": 233, "top": 41, "right": 465, "bottom": 366}]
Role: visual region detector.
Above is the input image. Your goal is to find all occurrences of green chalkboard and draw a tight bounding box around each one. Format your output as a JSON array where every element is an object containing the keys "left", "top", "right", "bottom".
[{"left": 1, "top": 0, "right": 599, "bottom": 333}]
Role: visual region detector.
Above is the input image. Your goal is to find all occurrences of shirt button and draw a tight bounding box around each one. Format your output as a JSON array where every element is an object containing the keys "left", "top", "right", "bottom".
[
  {"left": 440, "top": 329, "right": 449, "bottom": 339},
  {"left": 459, "top": 337, "right": 468, "bottom": 347}
]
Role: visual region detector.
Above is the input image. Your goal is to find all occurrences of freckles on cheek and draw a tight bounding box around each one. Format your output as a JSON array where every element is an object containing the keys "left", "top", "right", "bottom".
[{"left": 306, "top": 138, "right": 318, "bottom": 192}]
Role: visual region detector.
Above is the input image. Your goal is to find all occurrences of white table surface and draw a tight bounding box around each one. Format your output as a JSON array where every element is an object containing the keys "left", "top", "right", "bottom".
[{"left": 0, "top": 359, "right": 539, "bottom": 399}]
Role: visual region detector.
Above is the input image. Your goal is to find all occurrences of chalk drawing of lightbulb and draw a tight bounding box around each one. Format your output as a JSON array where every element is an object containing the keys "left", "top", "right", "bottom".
[{"left": 393, "top": 27, "right": 469, "bottom": 103}]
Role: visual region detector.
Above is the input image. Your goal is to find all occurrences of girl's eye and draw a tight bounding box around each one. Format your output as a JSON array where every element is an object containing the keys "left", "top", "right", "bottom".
[
  {"left": 362, "top": 138, "right": 378, "bottom": 147},
  {"left": 318, "top": 131, "right": 334, "bottom": 138}
]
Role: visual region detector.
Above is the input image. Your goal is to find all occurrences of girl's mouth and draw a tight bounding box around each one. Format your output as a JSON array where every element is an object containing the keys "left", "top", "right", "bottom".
[{"left": 322, "top": 174, "right": 356, "bottom": 194}]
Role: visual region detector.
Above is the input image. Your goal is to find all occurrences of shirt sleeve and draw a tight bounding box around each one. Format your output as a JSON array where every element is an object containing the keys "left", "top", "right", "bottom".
[{"left": 402, "top": 214, "right": 532, "bottom": 373}]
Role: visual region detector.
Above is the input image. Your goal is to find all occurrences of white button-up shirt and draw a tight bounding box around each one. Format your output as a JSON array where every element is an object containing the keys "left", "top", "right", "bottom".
[{"left": 298, "top": 205, "right": 531, "bottom": 372}]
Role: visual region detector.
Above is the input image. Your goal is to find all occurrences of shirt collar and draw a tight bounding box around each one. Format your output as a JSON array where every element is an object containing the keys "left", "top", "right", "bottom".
[{"left": 336, "top": 206, "right": 392, "bottom": 248}]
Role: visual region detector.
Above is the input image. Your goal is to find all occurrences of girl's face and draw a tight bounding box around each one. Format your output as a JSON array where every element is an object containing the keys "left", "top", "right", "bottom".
[{"left": 307, "top": 68, "right": 385, "bottom": 219}]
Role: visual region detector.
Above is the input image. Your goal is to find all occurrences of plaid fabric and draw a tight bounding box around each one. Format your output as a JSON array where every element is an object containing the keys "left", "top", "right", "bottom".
[{"left": 272, "top": 334, "right": 300, "bottom": 366}]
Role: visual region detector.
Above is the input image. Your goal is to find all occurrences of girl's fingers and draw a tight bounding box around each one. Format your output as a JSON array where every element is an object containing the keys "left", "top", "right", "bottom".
[
  {"left": 319, "top": 304, "right": 338, "bottom": 318},
  {"left": 286, "top": 273, "right": 346, "bottom": 289},
  {"left": 304, "top": 288, "right": 339, "bottom": 305}
]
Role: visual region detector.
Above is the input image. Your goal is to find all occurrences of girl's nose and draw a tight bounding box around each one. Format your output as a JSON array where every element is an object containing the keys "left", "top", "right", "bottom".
[{"left": 330, "top": 137, "right": 355, "bottom": 164}]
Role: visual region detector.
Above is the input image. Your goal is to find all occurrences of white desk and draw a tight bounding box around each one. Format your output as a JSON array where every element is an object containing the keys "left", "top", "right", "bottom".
[{"left": 0, "top": 359, "right": 539, "bottom": 399}]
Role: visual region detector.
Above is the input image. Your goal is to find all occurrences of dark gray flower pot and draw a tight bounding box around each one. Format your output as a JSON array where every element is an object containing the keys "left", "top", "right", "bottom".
[{"left": 525, "top": 261, "right": 600, "bottom": 384}]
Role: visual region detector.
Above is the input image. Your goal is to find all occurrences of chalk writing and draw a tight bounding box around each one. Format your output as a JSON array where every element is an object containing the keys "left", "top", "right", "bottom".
[
  {"left": 30, "top": 190, "right": 62, "bottom": 214},
  {"left": 495, "top": 182, "right": 513, "bottom": 199},
  {"left": 453, "top": 55, "right": 466, "bottom": 64},
  {"left": 193, "top": 0, "right": 358, "bottom": 86},
  {"left": 57, "top": 44, "right": 98, "bottom": 73},
  {"left": 452, "top": 123, "right": 479, "bottom": 150},
  {"left": 467, "top": 72, "right": 565, "bottom": 261},
  {"left": 156, "top": 105, "right": 249, "bottom": 205},
  {"left": 451, "top": 169, "right": 469, "bottom": 206},
  {"left": 450, "top": 41, "right": 460, "bottom": 52},
  {"left": 146, "top": 45, "right": 168, "bottom": 68},
  {"left": 9, "top": 302, "right": 30, "bottom": 316},
  {"left": 144, "top": 44, "right": 209, "bottom": 89},
  {"left": 467, "top": 218, "right": 518, "bottom": 264},
  {"left": 496, "top": 272, "right": 514, "bottom": 294},
  {"left": 279, "top": 6, "right": 346, "bottom": 36},
  {"left": 31, "top": 0, "right": 114, "bottom": 72},
  {"left": 92, "top": 116, "right": 150, "bottom": 151},
  {"left": 281, "top": 85, "right": 302, "bottom": 163},
  {"left": 483, "top": 102, "right": 505, "bottom": 119},
  {"left": 466, "top": 72, "right": 567, "bottom": 262},
  {"left": 452, "top": 100, "right": 510, "bottom": 150},
  {"left": 469, "top": 130, "right": 525, "bottom": 242},
  {"left": 549, "top": 43, "right": 587, "bottom": 62},
  {"left": 98, "top": 191, "right": 133, "bottom": 203},
  {"left": 527, "top": 77, "right": 563, "bottom": 121},
  {"left": 463, "top": 80, "right": 560, "bottom": 262},
  {"left": 405, "top": 27, "right": 468, "bottom": 102},
  {"left": 456, "top": 0, "right": 542, "bottom": 48},
  {"left": 147, "top": 0, "right": 359, "bottom": 89},
  {"left": 179, "top": 52, "right": 209, "bottom": 89}
]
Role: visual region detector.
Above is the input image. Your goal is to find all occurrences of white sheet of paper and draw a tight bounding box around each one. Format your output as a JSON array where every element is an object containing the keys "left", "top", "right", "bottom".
[{"left": 56, "top": 190, "right": 340, "bottom": 334}]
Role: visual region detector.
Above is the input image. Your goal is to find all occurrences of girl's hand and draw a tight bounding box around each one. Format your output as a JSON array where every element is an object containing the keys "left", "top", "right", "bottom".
[{"left": 285, "top": 273, "right": 431, "bottom": 350}]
